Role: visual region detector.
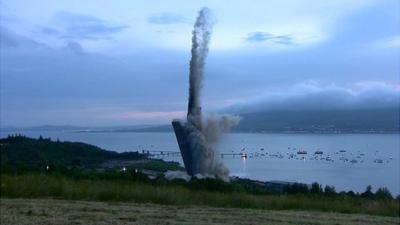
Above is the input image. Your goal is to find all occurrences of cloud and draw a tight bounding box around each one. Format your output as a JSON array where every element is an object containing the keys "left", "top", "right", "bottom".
[
  {"left": 226, "top": 82, "right": 400, "bottom": 113},
  {"left": 0, "top": 27, "right": 44, "bottom": 49},
  {"left": 41, "top": 27, "right": 62, "bottom": 36},
  {"left": 244, "top": 32, "right": 294, "bottom": 45},
  {"left": 147, "top": 12, "right": 186, "bottom": 24},
  {"left": 64, "top": 41, "right": 84, "bottom": 55},
  {"left": 370, "top": 35, "right": 400, "bottom": 49},
  {"left": 106, "top": 110, "right": 186, "bottom": 120},
  {"left": 52, "top": 11, "right": 128, "bottom": 39},
  {"left": 1, "top": 26, "right": 85, "bottom": 55},
  {"left": 0, "top": 29, "right": 189, "bottom": 126}
]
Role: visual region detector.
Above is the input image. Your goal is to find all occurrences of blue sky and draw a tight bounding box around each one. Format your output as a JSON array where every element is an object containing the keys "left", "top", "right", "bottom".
[{"left": 1, "top": 0, "right": 399, "bottom": 126}]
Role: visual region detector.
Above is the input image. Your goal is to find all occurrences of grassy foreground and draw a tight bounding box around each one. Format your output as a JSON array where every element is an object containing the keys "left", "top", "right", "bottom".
[
  {"left": 2, "top": 198, "right": 399, "bottom": 225},
  {"left": 1, "top": 174, "right": 399, "bottom": 217}
]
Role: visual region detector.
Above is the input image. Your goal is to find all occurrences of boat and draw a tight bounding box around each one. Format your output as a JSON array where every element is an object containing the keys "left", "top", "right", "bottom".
[
  {"left": 314, "top": 150, "right": 323, "bottom": 155},
  {"left": 297, "top": 150, "right": 307, "bottom": 154}
]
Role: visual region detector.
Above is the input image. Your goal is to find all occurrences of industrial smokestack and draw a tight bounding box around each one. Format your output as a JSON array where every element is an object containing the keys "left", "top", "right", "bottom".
[{"left": 172, "top": 8, "right": 239, "bottom": 180}]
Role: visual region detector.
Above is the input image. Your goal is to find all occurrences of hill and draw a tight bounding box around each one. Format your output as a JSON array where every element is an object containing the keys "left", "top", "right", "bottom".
[
  {"left": 234, "top": 108, "right": 400, "bottom": 133},
  {"left": 0, "top": 135, "right": 145, "bottom": 171},
  {"left": 100, "top": 108, "right": 399, "bottom": 133}
]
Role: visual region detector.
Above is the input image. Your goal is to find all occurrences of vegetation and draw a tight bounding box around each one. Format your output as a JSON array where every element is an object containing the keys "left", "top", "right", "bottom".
[
  {"left": 1, "top": 174, "right": 399, "bottom": 217},
  {"left": 0, "top": 135, "right": 146, "bottom": 172},
  {"left": 3, "top": 199, "right": 398, "bottom": 225},
  {"left": 1, "top": 135, "right": 399, "bottom": 217}
]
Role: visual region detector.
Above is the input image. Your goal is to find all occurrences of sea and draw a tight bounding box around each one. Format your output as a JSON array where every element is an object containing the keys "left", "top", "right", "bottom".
[{"left": 1, "top": 130, "right": 399, "bottom": 195}]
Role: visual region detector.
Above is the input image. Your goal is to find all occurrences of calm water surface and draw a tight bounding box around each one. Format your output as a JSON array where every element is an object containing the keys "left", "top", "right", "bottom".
[{"left": 2, "top": 131, "right": 399, "bottom": 195}]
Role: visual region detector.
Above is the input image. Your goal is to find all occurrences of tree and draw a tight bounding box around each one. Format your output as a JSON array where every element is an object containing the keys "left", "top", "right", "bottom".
[
  {"left": 310, "top": 182, "right": 323, "bottom": 194},
  {"left": 361, "top": 185, "right": 374, "bottom": 199},
  {"left": 324, "top": 185, "right": 336, "bottom": 196},
  {"left": 375, "top": 187, "right": 392, "bottom": 200},
  {"left": 346, "top": 190, "right": 356, "bottom": 197},
  {"left": 283, "top": 183, "right": 309, "bottom": 194}
]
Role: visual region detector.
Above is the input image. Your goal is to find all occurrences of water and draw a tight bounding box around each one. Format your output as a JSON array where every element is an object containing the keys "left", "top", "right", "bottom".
[{"left": 2, "top": 130, "right": 399, "bottom": 195}]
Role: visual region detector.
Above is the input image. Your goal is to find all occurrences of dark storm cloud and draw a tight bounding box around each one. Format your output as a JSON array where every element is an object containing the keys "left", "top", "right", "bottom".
[
  {"left": 52, "top": 11, "right": 128, "bottom": 39},
  {"left": 245, "top": 32, "right": 293, "bottom": 45},
  {"left": 147, "top": 12, "right": 187, "bottom": 24}
]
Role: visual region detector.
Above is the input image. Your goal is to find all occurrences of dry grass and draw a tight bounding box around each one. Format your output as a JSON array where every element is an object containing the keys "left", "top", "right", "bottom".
[
  {"left": 2, "top": 174, "right": 399, "bottom": 217},
  {"left": 1, "top": 198, "right": 399, "bottom": 225}
]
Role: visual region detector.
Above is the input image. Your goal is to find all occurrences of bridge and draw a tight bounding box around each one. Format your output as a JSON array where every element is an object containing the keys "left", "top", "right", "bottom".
[{"left": 139, "top": 150, "right": 248, "bottom": 159}]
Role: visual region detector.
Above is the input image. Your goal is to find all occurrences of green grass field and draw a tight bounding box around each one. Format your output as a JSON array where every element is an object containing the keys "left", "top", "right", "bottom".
[{"left": 1, "top": 174, "right": 398, "bottom": 217}]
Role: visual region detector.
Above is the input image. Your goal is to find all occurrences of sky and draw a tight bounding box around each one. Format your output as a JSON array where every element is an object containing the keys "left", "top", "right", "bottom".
[{"left": 1, "top": 0, "right": 399, "bottom": 126}]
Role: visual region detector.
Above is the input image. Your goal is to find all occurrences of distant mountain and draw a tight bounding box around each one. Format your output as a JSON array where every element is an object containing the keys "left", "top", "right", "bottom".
[
  {"left": 117, "top": 108, "right": 399, "bottom": 133},
  {"left": 1, "top": 125, "right": 87, "bottom": 132},
  {"left": 120, "top": 125, "right": 173, "bottom": 133},
  {"left": 74, "top": 125, "right": 159, "bottom": 133},
  {"left": 4, "top": 108, "right": 398, "bottom": 134},
  {"left": 234, "top": 108, "right": 399, "bottom": 133},
  {"left": 2, "top": 125, "right": 156, "bottom": 133}
]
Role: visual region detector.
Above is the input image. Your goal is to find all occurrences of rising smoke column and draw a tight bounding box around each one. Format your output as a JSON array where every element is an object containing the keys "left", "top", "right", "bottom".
[
  {"left": 187, "top": 7, "right": 212, "bottom": 129},
  {"left": 172, "top": 7, "right": 239, "bottom": 180}
]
